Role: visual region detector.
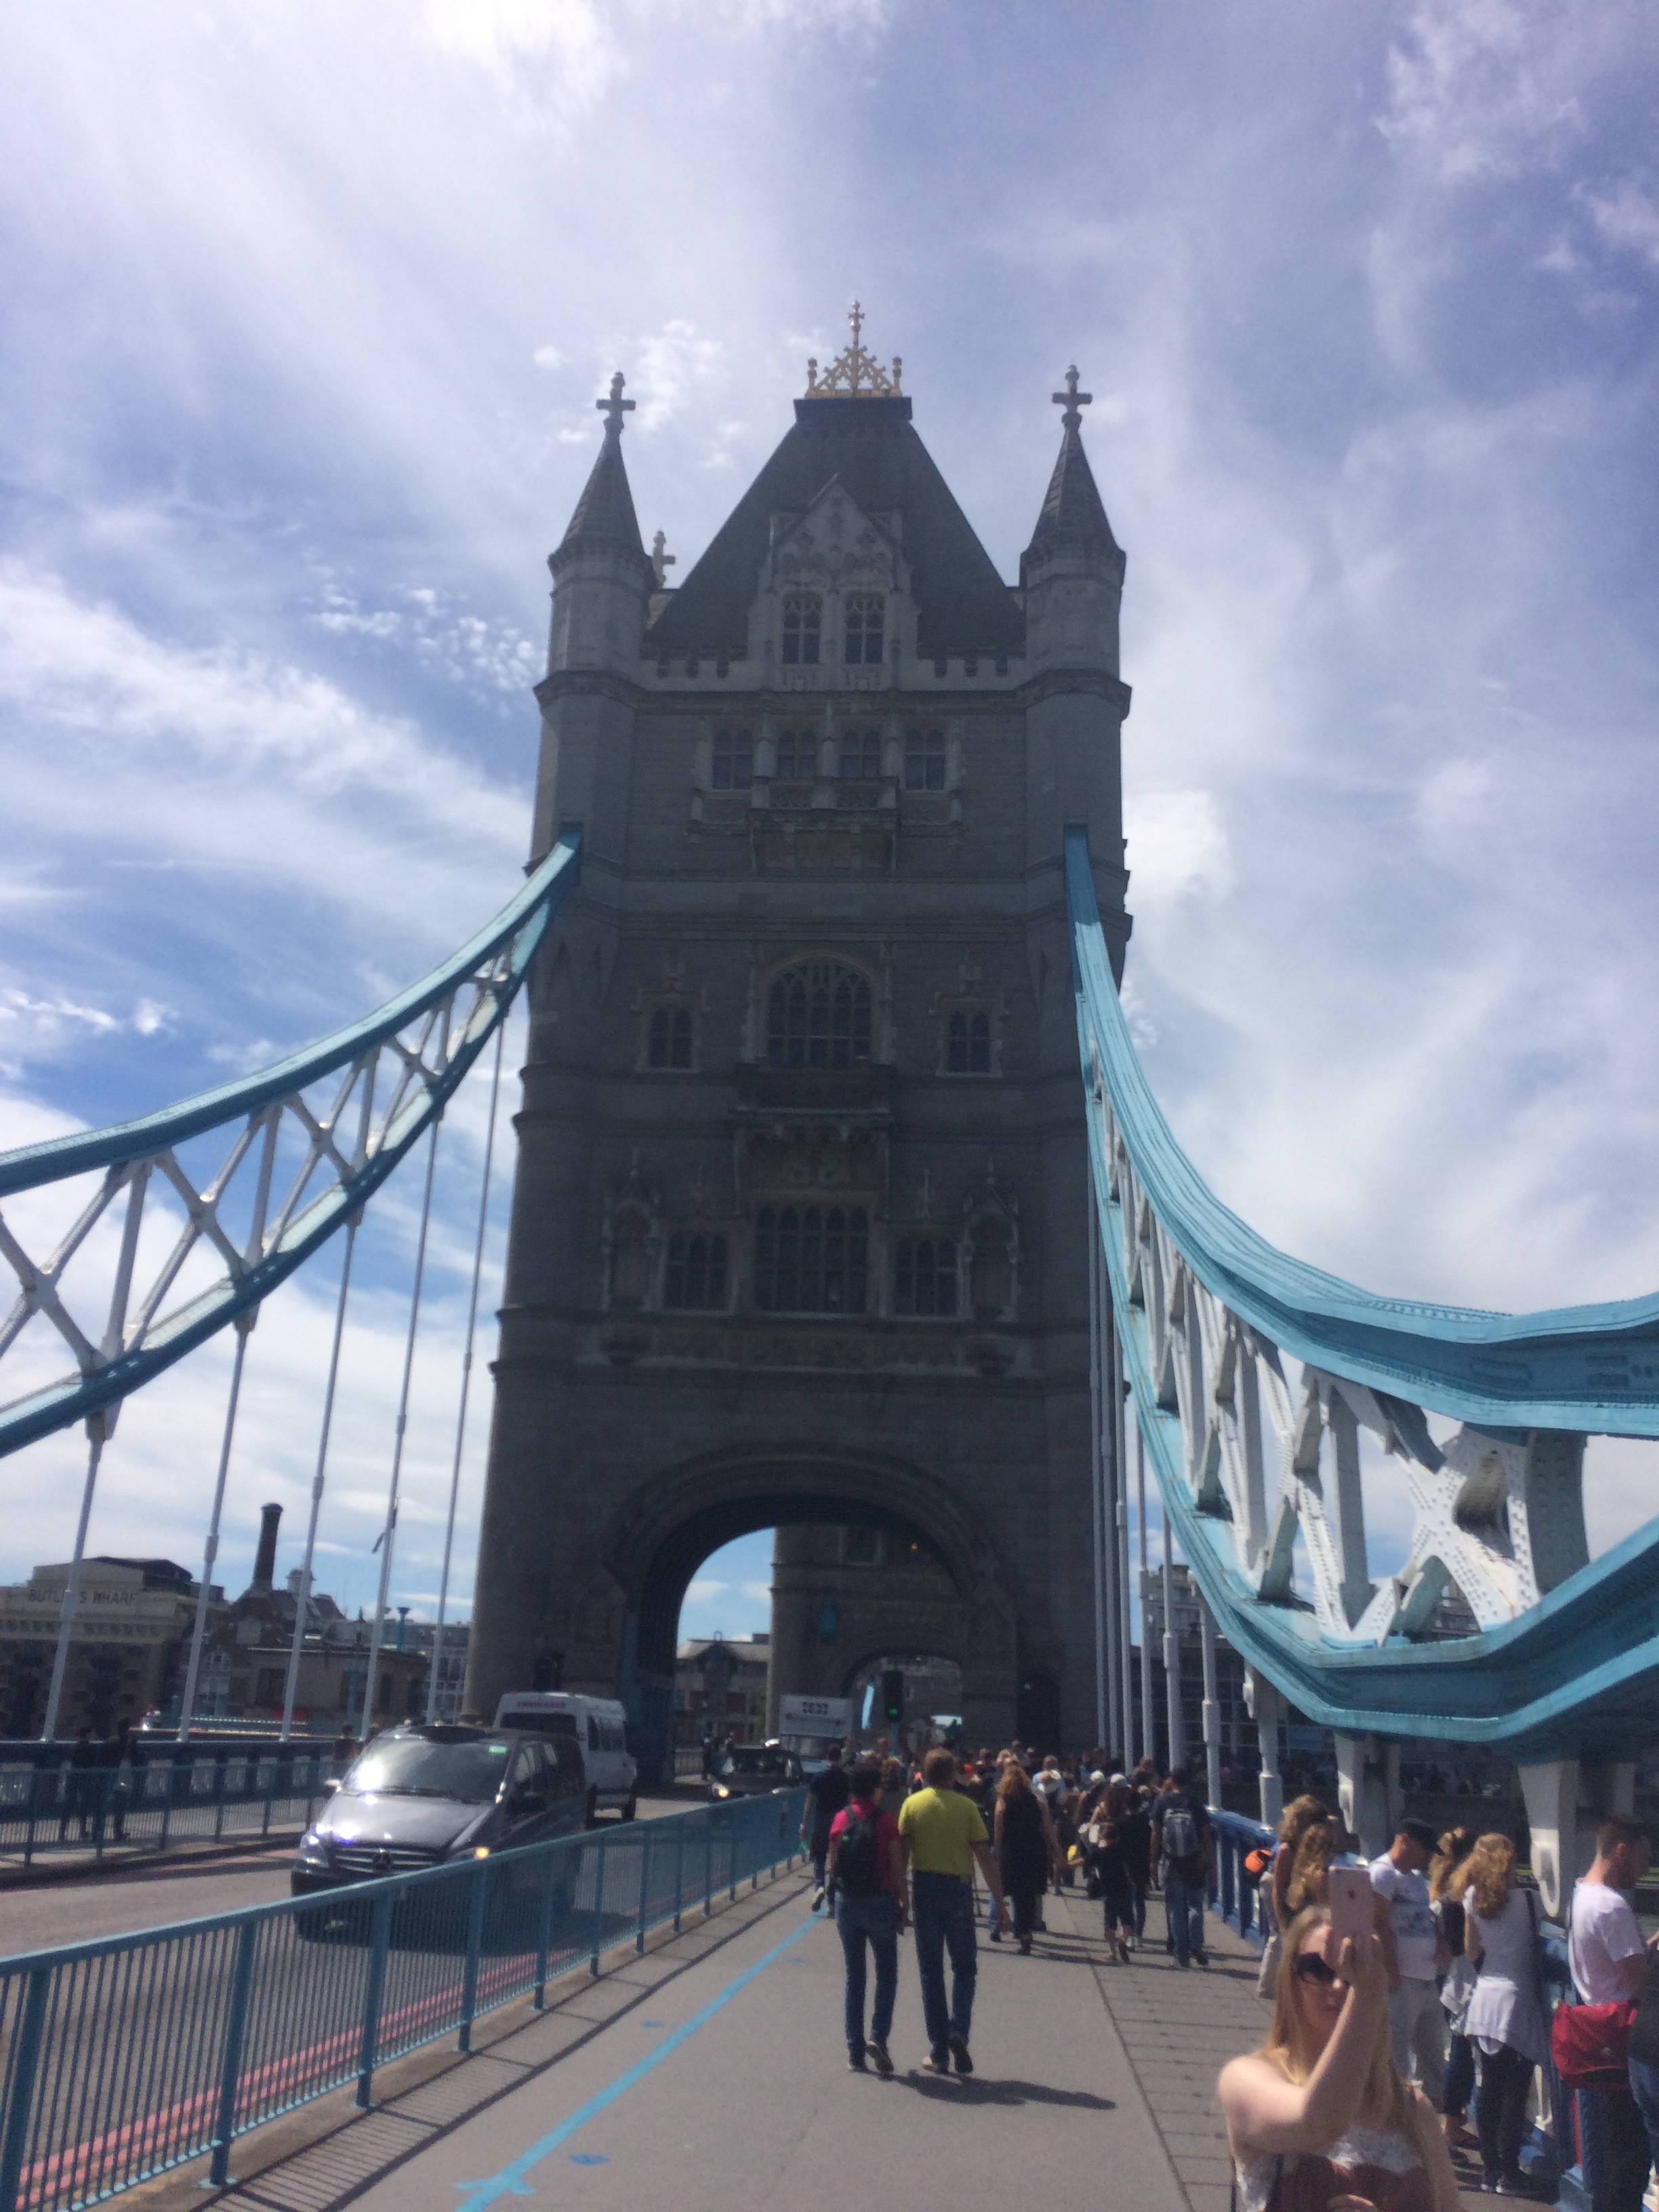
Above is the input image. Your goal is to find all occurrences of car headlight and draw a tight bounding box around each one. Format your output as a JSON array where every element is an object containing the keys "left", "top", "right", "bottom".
[
  {"left": 297, "top": 1831, "right": 330, "bottom": 1863},
  {"left": 714, "top": 1784, "right": 730, "bottom": 1799}
]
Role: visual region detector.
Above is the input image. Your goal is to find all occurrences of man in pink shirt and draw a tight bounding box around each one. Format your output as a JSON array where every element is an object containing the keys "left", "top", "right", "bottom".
[{"left": 826, "top": 1755, "right": 907, "bottom": 2074}]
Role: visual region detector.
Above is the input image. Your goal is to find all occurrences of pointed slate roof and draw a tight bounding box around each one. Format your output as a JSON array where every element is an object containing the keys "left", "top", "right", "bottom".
[
  {"left": 646, "top": 396, "right": 1023, "bottom": 662},
  {"left": 554, "top": 417, "right": 649, "bottom": 567},
  {"left": 1023, "top": 417, "right": 1122, "bottom": 573}
]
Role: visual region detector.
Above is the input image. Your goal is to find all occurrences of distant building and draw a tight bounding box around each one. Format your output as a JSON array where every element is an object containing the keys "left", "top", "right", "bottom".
[
  {"left": 0, "top": 1555, "right": 211, "bottom": 1736},
  {"left": 200, "top": 1506, "right": 432, "bottom": 1731},
  {"left": 0, "top": 1500, "right": 464, "bottom": 1739},
  {"left": 674, "top": 1635, "right": 771, "bottom": 1747}
]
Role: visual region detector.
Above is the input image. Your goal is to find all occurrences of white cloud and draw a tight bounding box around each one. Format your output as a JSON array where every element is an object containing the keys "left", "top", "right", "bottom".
[{"left": 1124, "top": 790, "right": 1235, "bottom": 907}]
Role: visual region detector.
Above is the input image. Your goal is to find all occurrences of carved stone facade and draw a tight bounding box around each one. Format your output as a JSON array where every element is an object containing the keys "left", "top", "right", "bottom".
[{"left": 465, "top": 351, "right": 1132, "bottom": 1780}]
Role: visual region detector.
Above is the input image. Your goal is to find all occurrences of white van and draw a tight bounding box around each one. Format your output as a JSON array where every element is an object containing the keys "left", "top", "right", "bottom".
[{"left": 492, "top": 1693, "right": 638, "bottom": 1823}]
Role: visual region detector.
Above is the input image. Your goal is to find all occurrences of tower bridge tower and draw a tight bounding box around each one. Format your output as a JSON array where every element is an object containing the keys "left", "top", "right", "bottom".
[{"left": 465, "top": 319, "right": 1132, "bottom": 1780}]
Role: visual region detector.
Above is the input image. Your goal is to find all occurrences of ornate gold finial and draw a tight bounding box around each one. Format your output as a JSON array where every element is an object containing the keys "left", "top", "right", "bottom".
[{"left": 803, "top": 300, "right": 903, "bottom": 398}]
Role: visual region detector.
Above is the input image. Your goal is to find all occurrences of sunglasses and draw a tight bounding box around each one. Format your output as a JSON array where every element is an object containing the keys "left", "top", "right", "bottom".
[{"left": 1292, "top": 1952, "right": 1340, "bottom": 1987}]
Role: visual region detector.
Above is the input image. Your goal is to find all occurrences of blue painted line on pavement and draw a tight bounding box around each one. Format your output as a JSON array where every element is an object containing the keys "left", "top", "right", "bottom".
[{"left": 453, "top": 1910, "right": 819, "bottom": 2209}]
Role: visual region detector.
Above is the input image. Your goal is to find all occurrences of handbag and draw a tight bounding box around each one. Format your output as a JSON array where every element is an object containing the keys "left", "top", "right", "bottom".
[{"left": 1551, "top": 1999, "right": 1637, "bottom": 2089}]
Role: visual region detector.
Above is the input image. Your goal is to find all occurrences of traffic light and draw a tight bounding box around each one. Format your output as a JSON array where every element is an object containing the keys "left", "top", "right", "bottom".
[{"left": 881, "top": 1669, "right": 904, "bottom": 1723}]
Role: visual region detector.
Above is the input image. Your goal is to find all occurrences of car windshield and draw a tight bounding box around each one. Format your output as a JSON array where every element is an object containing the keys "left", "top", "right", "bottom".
[
  {"left": 720, "top": 1748, "right": 790, "bottom": 1777},
  {"left": 346, "top": 1736, "right": 510, "bottom": 1804},
  {"left": 504, "top": 1713, "right": 577, "bottom": 1738}
]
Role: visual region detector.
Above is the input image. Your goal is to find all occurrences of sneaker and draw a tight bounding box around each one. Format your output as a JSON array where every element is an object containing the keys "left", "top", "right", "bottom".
[
  {"left": 921, "top": 2053, "right": 951, "bottom": 2074},
  {"left": 1018, "top": 1936, "right": 1032, "bottom": 1954},
  {"left": 867, "top": 2037, "right": 894, "bottom": 2077},
  {"left": 846, "top": 2048, "right": 867, "bottom": 2072},
  {"left": 988, "top": 1927, "right": 1002, "bottom": 1942},
  {"left": 949, "top": 2033, "right": 974, "bottom": 2076},
  {"left": 1194, "top": 1947, "right": 1210, "bottom": 1967},
  {"left": 811, "top": 1886, "right": 825, "bottom": 1913}
]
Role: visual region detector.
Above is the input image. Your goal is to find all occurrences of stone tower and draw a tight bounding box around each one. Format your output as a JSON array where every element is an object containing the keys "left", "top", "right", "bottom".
[{"left": 465, "top": 321, "right": 1131, "bottom": 1780}]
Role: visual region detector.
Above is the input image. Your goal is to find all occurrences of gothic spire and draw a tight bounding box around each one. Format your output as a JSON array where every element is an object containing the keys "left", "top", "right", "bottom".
[
  {"left": 556, "top": 372, "right": 649, "bottom": 563},
  {"left": 1023, "top": 365, "right": 1122, "bottom": 570}
]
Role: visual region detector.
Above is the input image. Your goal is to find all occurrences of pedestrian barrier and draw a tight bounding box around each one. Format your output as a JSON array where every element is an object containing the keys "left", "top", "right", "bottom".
[
  {"left": 1206, "top": 1806, "right": 1583, "bottom": 2204},
  {"left": 0, "top": 1787, "right": 808, "bottom": 2212},
  {"left": 0, "top": 1755, "right": 341, "bottom": 1868}
]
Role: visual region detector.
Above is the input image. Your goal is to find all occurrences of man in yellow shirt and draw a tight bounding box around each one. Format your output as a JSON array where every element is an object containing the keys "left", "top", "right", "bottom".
[{"left": 897, "top": 1748, "right": 1006, "bottom": 2074}]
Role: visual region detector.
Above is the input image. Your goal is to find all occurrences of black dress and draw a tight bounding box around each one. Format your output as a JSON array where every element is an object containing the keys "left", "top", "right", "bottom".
[{"left": 998, "top": 1792, "right": 1049, "bottom": 1940}]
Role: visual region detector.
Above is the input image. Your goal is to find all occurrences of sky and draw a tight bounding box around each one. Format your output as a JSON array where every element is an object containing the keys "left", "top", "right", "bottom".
[{"left": 2, "top": 0, "right": 1658, "bottom": 1650}]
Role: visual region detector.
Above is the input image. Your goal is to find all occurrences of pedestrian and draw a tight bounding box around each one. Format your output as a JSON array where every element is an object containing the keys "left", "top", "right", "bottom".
[
  {"left": 1429, "top": 1826, "right": 1479, "bottom": 2146},
  {"left": 800, "top": 1742, "right": 851, "bottom": 1912},
  {"left": 826, "top": 1756, "right": 906, "bottom": 2075},
  {"left": 1460, "top": 1832, "right": 1548, "bottom": 2194},
  {"left": 58, "top": 1727, "right": 99, "bottom": 1842},
  {"left": 1218, "top": 1903, "right": 1461, "bottom": 2212},
  {"left": 1092, "top": 1781, "right": 1140, "bottom": 1963},
  {"left": 1570, "top": 1814, "right": 1658, "bottom": 2212},
  {"left": 994, "top": 1759, "right": 1059, "bottom": 1954},
  {"left": 1152, "top": 1763, "right": 1213, "bottom": 1969},
  {"left": 96, "top": 1718, "right": 134, "bottom": 1843},
  {"left": 1258, "top": 1796, "right": 1332, "bottom": 1999},
  {"left": 700, "top": 1723, "right": 714, "bottom": 1780},
  {"left": 1370, "top": 1818, "right": 1451, "bottom": 2110},
  {"left": 877, "top": 1756, "right": 907, "bottom": 1818},
  {"left": 897, "top": 1747, "right": 1005, "bottom": 2076}
]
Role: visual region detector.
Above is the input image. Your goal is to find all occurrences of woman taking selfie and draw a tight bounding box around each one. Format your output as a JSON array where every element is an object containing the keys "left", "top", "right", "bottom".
[{"left": 1219, "top": 1906, "right": 1460, "bottom": 2212}]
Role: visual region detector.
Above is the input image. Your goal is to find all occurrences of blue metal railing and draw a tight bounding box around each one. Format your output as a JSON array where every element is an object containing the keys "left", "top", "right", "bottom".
[
  {"left": 0, "top": 1789, "right": 806, "bottom": 2212},
  {"left": 0, "top": 1755, "right": 340, "bottom": 1868},
  {"left": 1203, "top": 1808, "right": 1583, "bottom": 2205}
]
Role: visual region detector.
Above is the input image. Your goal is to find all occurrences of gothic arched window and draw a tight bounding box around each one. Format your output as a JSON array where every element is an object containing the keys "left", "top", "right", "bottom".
[
  {"left": 712, "top": 729, "right": 752, "bottom": 790},
  {"left": 895, "top": 1237, "right": 958, "bottom": 1317},
  {"left": 647, "top": 1006, "right": 693, "bottom": 1070},
  {"left": 775, "top": 728, "right": 816, "bottom": 781},
  {"left": 781, "top": 594, "right": 821, "bottom": 665},
  {"left": 663, "top": 1233, "right": 727, "bottom": 1311},
  {"left": 844, "top": 593, "right": 884, "bottom": 665},
  {"left": 752, "top": 1205, "right": 869, "bottom": 1313},
  {"left": 839, "top": 727, "right": 882, "bottom": 780},
  {"left": 946, "top": 1009, "right": 992, "bottom": 1074},
  {"left": 765, "top": 962, "right": 872, "bottom": 1071},
  {"left": 905, "top": 728, "right": 946, "bottom": 790}
]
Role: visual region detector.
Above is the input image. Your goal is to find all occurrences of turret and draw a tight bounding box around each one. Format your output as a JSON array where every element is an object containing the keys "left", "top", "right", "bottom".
[
  {"left": 1019, "top": 367, "right": 1124, "bottom": 674},
  {"left": 546, "top": 373, "right": 655, "bottom": 676}
]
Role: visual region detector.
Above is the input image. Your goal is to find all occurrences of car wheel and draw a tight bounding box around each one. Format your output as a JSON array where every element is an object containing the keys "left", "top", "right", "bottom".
[
  {"left": 585, "top": 1785, "right": 599, "bottom": 1830},
  {"left": 621, "top": 1795, "right": 637, "bottom": 1822}
]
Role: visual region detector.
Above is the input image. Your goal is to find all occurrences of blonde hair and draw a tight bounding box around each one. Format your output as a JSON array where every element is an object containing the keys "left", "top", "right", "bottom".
[
  {"left": 1464, "top": 1832, "right": 1516, "bottom": 1921},
  {"left": 1429, "top": 1826, "right": 1478, "bottom": 1904},
  {"left": 1263, "top": 1906, "right": 1418, "bottom": 2139},
  {"left": 1278, "top": 1793, "right": 1329, "bottom": 1850},
  {"left": 1286, "top": 1820, "right": 1337, "bottom": 1914}
]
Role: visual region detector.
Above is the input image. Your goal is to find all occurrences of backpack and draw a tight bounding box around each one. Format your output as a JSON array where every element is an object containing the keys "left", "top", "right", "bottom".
[
  {"left": 834, "top": 1805, "right": 886, "bottom": 1898},
  {"left": 1161, "top": 1799, "right": 1202, "bottom": 1868}
]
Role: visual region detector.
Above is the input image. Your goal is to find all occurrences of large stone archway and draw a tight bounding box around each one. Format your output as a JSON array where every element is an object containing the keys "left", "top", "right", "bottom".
[{"left": 594, "top": 1446, "right": 1016, "bottom": 1781}]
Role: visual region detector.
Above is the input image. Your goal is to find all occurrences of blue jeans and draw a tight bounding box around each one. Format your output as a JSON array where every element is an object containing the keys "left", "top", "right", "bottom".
[
  {"left": 1163, "top": 1866, "right": 1204, "bottom": 1965},
  {"left": 1621, "top": 2063, "right": 1659, "bottom": 2200},
  {"left": 1579, "top": 2080, "right": 1651, "bottom": 2212},
  {"left": 835, "top": 1891, "right": 897, "bottom": 2052},
  {"left": 912, "top": 1871, "right": 977, "bottom": 2057}
]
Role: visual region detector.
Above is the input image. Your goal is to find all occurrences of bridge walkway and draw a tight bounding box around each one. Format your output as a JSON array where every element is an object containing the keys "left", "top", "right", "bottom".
[{"left": 184, "top": 1866, "right": 1289, "bottom": 2212}]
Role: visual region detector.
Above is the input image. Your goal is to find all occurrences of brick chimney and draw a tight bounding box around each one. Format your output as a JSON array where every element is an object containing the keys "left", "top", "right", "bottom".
[{"left": 251, "top": 1502, "right": 283, "bottom": 1595}]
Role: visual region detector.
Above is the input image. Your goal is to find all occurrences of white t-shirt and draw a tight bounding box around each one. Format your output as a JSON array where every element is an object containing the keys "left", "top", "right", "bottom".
[
  {"left": 1570, "top": 1879, "right": 1645, "bottom": 2003},
  {"left": 1370, "top": 1853, "right": 1438, "bottom": 1982}
]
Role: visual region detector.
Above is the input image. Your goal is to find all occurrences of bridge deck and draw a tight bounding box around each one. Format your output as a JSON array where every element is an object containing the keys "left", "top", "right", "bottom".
[{"left": 184, "top": 1867, "right": 1286, "bottom": 2212}]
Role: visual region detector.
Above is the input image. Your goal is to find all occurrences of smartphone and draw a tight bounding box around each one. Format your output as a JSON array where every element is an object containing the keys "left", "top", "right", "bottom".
[{"left": 1327, "top": 1864, "right": 1374, "bottom": 1947}]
